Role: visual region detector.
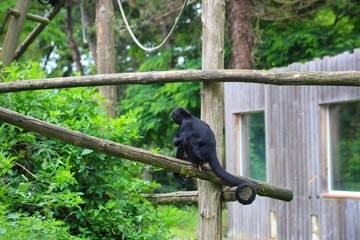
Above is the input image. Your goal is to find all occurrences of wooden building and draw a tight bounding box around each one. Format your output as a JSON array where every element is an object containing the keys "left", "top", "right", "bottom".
[{"left": 224, "top": 49, "right": 360, "bottom": 239}]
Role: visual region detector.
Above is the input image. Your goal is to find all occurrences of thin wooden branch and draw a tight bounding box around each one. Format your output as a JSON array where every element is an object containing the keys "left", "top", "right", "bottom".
[
  {"left": 7, "top": 8, "right": 50, "bottom": 24},
  {"left": 144, "top": 187, "right": 254, "bottom": 205},
  {"left": 1, "top": 69, "right": 360, "bottom": 94},
  {"left": 0, "top": 106, "right": 293, "bottom": 202}
]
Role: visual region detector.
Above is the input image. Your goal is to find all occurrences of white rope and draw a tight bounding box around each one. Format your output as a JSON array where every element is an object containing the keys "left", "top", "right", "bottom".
[{"left": 117, "top": 0, "right": 188, "bottom": 53}]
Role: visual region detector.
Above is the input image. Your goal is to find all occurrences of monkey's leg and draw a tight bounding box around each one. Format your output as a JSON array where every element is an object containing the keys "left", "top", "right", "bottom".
[
  {"left": 173, "top": 146, "right": 191, "bottom": 184},
  {"left": 198, "top": 163, "right": 203, "bottom": 172}
]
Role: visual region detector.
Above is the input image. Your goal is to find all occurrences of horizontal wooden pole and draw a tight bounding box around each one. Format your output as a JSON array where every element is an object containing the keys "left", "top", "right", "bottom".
[
  {"left": 0, "top": 106, "right": 293, "bottom": 202},
  {"left": 144, "top": 186, "right": 255, "bottom": 205},
  {"left": 144, "top": 191, "right": 199, "bottom": 205},
  {"left": 1, "top": 69, "right": 360, "bottom": 93}
]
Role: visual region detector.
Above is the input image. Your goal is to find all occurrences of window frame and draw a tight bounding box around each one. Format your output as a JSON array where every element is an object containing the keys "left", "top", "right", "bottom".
[
  {"left": 321, "top": 101, "right": 360, "bottom": 199},
  {"left": 235, "top": 111, "right": 267, "bottom": 181}
]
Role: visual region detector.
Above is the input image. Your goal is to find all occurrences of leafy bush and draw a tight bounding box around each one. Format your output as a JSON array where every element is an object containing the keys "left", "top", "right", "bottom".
[
  {"left": 0, "top": 62, "right": 174, "bottom": 239},
  {"left": 0, "top": 206, "right": 78, "bottom": 240}
]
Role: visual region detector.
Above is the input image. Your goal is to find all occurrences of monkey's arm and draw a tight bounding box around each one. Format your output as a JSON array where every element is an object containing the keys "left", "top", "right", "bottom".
[{"left": 173, "top": 133, "right": 185, "bottom": 147}]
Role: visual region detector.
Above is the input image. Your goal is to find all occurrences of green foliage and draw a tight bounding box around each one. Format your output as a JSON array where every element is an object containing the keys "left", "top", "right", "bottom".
[
  {"left": 115, "top": 1, "right": 202, "bottom": 73},
  {"left": 0, "top": 206, "right": 79, "bottom": 240},
  {"left": 119, "top": 83, "right": 200, "bottom": 148},
  {"left": 161, "top": 205, "right": 228, "bottom": 239},
  {"left": 0, "top": 62, "right": 174, "bottom": 239},
  {"left": 336, "top": 101, "right": 360, "bottom": 191},
  {"left": 255, "top": 2, "right": 360, "bottom": 69},
  {"left": 164, "top": 205, "right": 198, "bottom": 239},
  {"left": 247, "top": 113, "right": 266, "bottom": 182}
]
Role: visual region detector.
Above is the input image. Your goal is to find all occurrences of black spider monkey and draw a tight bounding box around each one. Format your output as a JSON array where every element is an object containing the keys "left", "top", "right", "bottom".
[
  {"left": 172, "top": 107, "right": 256, "bottom": 205},
  {"left": 38, "top": 0, "right": 59, "bottom": 7}
]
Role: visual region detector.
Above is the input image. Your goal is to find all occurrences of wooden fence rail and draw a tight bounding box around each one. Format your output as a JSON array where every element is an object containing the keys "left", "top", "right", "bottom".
[
  {"left": 0, "top": 69, "right": 360, "bottom": 94},
  {"left": 0, "top": 106, "right": 293, "bottom": 202},
  {"left": 143, "top": 187, "right": 244, "bottom": 205}
]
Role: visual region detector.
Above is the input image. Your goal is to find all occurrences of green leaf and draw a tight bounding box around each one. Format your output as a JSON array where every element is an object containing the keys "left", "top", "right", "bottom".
[{"left": 81, "top": 149, "right": 94, "bottom": 156}]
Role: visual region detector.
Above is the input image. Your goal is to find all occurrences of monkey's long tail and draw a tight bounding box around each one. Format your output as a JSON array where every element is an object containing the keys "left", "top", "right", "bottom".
[{"left": 208, "top": 157, "right": 256, "bottom": 205}]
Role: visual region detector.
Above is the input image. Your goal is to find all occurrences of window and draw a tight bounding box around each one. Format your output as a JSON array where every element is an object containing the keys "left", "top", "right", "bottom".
[
  {"left": 326, "top": 101, "right": 360, "bottom": 192},
  {"left": 237, "top": 112, "right": 266, "bottom": 181}
]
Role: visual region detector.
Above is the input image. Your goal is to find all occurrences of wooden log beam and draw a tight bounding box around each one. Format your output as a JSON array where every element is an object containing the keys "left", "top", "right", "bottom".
[
  {"left": 1, "top": 70, "right": 360, "bottom": 94},
  {"left": 144, "top": 191, "right": 199, "bottom": 205},
  {"left": 0, "top": 106, "right": 293, "bottom": 202},
  {"left": 144, "top": 187, "right": 254, "bottom": 205}
]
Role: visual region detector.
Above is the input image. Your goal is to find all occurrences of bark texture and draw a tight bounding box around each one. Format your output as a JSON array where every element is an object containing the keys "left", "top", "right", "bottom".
[
  {"left": 199, "top": 0, "right": 226, "bottom": 239},
  {"left": 96, "top": 0, "right": 118, "bottom": 118},
  {"left": 228, "top": 0, "right": 254, "bottom": 69},
  {"left": 65, "top": 2, "right": 83, "bottom": 74}
]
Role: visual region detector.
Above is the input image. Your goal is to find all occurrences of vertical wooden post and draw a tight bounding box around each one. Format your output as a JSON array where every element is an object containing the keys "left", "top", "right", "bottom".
[
  {"left": 96, "top": 0, "right": 118, "bottom": 118},
  {"left": 0, "top": 0, "right": 31, "bottom": 66},
  {"left": 198, "top": 0, "right": 225, "bottom": 239}
]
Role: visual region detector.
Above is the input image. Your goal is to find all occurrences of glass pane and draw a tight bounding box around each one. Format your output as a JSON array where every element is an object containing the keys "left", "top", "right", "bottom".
[
  {"left": 241, "top": 112, "right": 266, "bottom": 181},
  {"left": 329, "top": 101, "right": 360, "bottom": 191}
]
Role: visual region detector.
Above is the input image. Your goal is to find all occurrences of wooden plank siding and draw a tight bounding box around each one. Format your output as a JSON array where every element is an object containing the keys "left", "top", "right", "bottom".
[
  {"left": 225, "top": 49, "right": 360, "bottom": 239},
  {"left": 225, "top": 83, "right": 269, "bottom": 238}
]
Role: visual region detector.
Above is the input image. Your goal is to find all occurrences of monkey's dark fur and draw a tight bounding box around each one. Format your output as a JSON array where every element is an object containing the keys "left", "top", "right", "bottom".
[{"left": 172, "top": 107, "right": 256, "bottom": 205}]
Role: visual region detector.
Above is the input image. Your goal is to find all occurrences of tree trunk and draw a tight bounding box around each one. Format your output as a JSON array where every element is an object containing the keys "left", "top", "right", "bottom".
[
  {"left": 81, "top": 0, "right": 97, "bottom": 64},
  {"left": 65, "top": 2, "right": 83, "bottom": 74},
  {"left": 96, "top": 0, "right": 118, "bottom": 118},
  {"left": 198, "top": 0, "right": 225, "bottom": 239},
  {"left": 228, "top": 0, "right": 254, "bottom": 69}
]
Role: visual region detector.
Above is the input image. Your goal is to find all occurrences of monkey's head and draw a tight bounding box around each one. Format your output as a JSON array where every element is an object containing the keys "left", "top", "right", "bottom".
[{"left": 172, "top": 107, "right": 191, "bottom": 125}]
